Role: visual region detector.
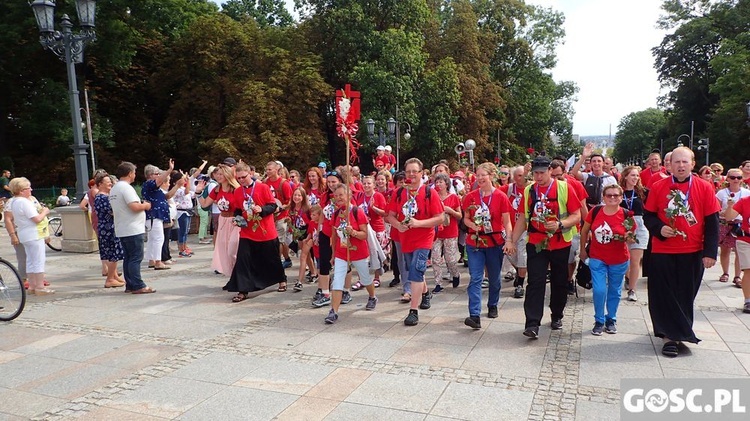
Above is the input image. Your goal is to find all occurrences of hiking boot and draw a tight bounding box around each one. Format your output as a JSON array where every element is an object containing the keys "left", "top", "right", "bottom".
[
  {"left": 605, "top": 320, "right": 617, "bottom": 334},
  {"left": 432, "top": 284, "right": 444, "bottom": 294},
  {"left": 627, "top": 290, "right": 638, "bottom": 302},
  {"left": 365, "top": 296, "right": 378, "bottom": 311},
  {"left": 451, "top": 276, "right": 460, "bottom": 288},
  {"left": 282, "top": 259, "right": 293, "bottom": 269},
  {"left": 523, "top": 326, "right": 539, "bottom": 339},
  {"left": 312, "top": 294, "right": 331, "bottom": 308},
  {"left": 388, "top": 278, "right": 400, "bottom": 288},
  {"left": 341, "top": 291, "right": 352, "bottom": 304},
  {"left": 404, "top": 310, "right": 419, "bottom": 326},
  {"left": 488, "top": 306, "right": 498, "bottom": 319},
  {"left": 464, "top": 316, "right": 481, "bottom": 329},
  {"left": 419, "top": 291, "right": 432, "bottom": 310},
  {"left": 324, "top": 309, "right": 338, "bottom": 324},
  {"left": 592, "top": 322, "right": 604, "bottom": 336},
  {"left": 550, "top": 318, "right": 563, "bottom": 330},
  {"left": 513, "top": 285, "right": 524, "bottom": 299}
]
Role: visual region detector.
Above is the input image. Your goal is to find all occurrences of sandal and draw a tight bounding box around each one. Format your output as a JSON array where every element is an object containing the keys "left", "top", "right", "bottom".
[
  {"left": 232, "top": 293, "right": 248, "bottom": 303},
  {"left": 131, "top": 287, "right": 156, "bottom": 294},
  {"left": 278, "top": 283, "right": 287, "bottom": 292},
  {"left": 373, "top": 279, "right": 380, "bottom": 288},
  {"left": 720, "top": 273, "right": 730, "bottom": 282},
  {"left": 400, "top": 293, "right": 411, "bottom": 303},
  {"left": 734, "top": 277, "right": 743, "bottom": 288},
  {"left": 661, "top": 341, "right": 679, "bottom": 357},
  {"left": 351, "top": 281, "right": 363, "bottom": 291}
]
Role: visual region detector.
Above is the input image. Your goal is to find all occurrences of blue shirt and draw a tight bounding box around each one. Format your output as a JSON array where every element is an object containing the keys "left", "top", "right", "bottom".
[{"left": 141, "top": 179, "right": 170, "bottom": 222}]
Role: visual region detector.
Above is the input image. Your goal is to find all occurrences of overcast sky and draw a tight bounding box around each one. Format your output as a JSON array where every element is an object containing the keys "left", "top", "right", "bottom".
[{"left": 212, "top": 0, "right": 667, "bottom": 136}]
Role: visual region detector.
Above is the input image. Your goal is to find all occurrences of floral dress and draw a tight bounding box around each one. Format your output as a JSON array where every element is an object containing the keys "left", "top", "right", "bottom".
[{"left": 94, "top": 193, "right": 123, "bottom": 262}]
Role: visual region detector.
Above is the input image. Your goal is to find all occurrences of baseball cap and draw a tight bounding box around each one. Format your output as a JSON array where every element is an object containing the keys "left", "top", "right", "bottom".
[
  {"left": 453, "top": 171, "right": 465, "bottom": 178},
  {"left": 318, "top": 161, "right": 327, "bottom": 169},
  {"left": 384, "top": 145, "right": 392, "bottom": 152},
  {"left": 531, "top": 156, "right": 551, "bottom": 172},
  {"left": 222, "top": 157, "right": 237, "bottom": 166},
  {"left": 376, "top": 145, "right": 385, "bottom": 151},
  {"left": 208, "top": 165, "right": 217, "bottom": 175}
]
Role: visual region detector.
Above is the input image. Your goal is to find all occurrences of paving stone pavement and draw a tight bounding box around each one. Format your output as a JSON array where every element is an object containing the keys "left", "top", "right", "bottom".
[{"left": 1, "top": 230, "right": 749, "bottom": 420}]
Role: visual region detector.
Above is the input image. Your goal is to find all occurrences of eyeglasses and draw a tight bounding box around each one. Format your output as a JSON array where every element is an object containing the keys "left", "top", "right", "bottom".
[
  {"left": 728, "top": 175, "right": 743, "bottom": 180},
  {"left": 605, "top": 194, "right": 622, "bottom": 198},
  {"left": 236, "top": 175, "right": 249, "bottom": 180}
]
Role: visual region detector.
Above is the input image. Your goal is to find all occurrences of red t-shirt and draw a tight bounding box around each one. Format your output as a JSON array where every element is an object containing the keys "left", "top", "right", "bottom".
[
  {"left": 499, "top": 184, "right": 509, "bottom": 195},
  {"left": 585, "top": 206, "right": 632, "bottom": 265},
  {"left": 305, "top": 187, "right": 329, "bottom": 207},
  {"left": 234, "top": 183, "right": 277, "bottom": 242},
  {"left": 209, "top": 187, "right": 237, "bottom": 213},
  {"left": 388, "top": 185, "right": 444, "bottom": 253},
  {"left": 506, "top": 183, "right": 525, "bottom": 227},
  {"left": 524, "top": 179, "right": 582, "bottom": 251},
  {"left": 387, "top": 154, "right": 397, "bottom": 167},
  {"left": 288, "top": 207, "right": 311, "bottom": 237},
  {"left": 462, "top": 188, "right": 511, "bottom": 248},
  {"left": 732, "top": 197, "right": 750, "bottom": 243},
  {"left": 565, "top": 174, "right": 588, "bottom": 202},
  {"left": 332, "top": 206, "right": 369, "bottom": 261},
  {"left": 644, "top": 175, "right": 720, "bottom": 254},
  {"left": 640, "top": 166, "right": 666, "bottom": 188},
  {"left": 357, "top": 191, "right": 387, "bottom": 232},
  {"left": 646, "top": 171, "right": 670, "bottom": 189},
  {"left": 437, "top": 193, "right": 461, "bottom": 239},
  {"left": 264, "top": 177, "right": 293, "bottom": 220}
]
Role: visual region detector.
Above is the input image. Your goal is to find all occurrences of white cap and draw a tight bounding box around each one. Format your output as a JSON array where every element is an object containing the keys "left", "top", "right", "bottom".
[
  {"left": 384, "top": 145, "right": 392, "bottom": 152},
  {"left": 376, "top": 145, "right": 385, "bottom": 151}
]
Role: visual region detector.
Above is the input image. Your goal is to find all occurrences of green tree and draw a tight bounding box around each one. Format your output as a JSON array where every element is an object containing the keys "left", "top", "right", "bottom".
[
  {"left": 222, "top": 0, "right": 294, "bottom": 27},
  {"left": 612, "top": 108, "right": 668, "bottom": 163}
]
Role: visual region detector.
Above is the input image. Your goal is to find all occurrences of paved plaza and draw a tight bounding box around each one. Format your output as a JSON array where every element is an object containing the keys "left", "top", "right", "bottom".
[{"left": 1, "top": 229, "right": 750, "bottom": 420}]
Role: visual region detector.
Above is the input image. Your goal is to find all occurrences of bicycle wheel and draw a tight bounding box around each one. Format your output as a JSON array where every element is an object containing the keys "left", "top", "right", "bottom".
[
  {"left": 0, "top": 258, "right": 25, "bottom": 321},
  {"left": 46, "top": 216, "right": 63, "bottom": 251}
]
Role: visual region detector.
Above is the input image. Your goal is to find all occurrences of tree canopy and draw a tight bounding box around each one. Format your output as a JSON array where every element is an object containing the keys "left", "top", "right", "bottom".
[{"left": 0, "top": 0, "right": 577, "bottom": 186}]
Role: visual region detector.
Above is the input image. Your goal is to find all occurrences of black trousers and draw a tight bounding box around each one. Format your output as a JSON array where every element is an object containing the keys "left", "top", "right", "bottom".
[
  {"left": 647, "top": 252, "right": 704, "bottom": 343},
  {"left": 524, "top": 243, "right": 570, "bottom": 328}
]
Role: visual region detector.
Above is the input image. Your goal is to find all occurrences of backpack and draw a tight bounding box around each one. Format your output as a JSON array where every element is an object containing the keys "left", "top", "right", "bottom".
[
  {"left": 583, "top": 174, "right": 604, "bottom": 208},
  {"left": 577, "top": 205, "right": 626, "bottom": 290}
]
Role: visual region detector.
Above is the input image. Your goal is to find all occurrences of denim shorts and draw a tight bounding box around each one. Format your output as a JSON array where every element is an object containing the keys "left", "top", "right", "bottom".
[{"left": 404, "top": 248, "right": 430, "bottom": 283}]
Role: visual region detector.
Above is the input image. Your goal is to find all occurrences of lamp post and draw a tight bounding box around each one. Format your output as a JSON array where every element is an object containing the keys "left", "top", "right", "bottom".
[
  {"left": 365, "top": 112, "right": 410, "bottom": 171},
  {"left": 30, "top": 0, "right": 97, "bottom": 201},
  {"left": 697, "top": 138, "right": 709, "bottom": 166},
  {"left": 746, "top": 101, "right": 750, "bottom": 127},
  {"left": 464, "top": 139, "right": 476, "bottom": 172}
]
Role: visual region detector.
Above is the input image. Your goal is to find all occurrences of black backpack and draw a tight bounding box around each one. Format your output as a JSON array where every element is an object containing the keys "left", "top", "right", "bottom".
[{"left": 583, "top": 174, "right": 604, "bottom": 208}]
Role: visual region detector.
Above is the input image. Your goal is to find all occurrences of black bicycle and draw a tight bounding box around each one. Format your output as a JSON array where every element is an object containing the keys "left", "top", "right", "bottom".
[
  {"left": 46, "top": 216, "right": 63, "bottom": 251},
  {"left": 0, "top": 257, "right": 25, "bottom": 321}
]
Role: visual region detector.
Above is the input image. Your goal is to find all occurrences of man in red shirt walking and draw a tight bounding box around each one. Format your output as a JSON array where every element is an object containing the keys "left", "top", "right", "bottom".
[{"left": 264, "top": 161, "right": 294, "bottom": 274}]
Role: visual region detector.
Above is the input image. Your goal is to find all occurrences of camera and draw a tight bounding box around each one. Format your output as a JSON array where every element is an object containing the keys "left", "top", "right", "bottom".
[
  {"left": 233, "top": 214, "right": 248, "bottom": 228},
  {"left": 194, "top": 174, "right": 211, "bottom": 185}
]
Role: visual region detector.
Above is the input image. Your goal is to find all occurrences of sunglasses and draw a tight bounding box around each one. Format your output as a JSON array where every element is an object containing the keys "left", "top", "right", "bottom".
[
  {"left": 236, "top": 175, "right": 249, "bottom": 180},
  {"left": 326, "top": 171, "right": 339, "bottom": 177},
  {"left": 605, "top": 194, "right": 622, "bottom": 198},
  {"left": 499, "top": 172, "right": 509, "bottom": 176},
  {"left": 728, "top": 175, "right": 743, "bottom": 180}
]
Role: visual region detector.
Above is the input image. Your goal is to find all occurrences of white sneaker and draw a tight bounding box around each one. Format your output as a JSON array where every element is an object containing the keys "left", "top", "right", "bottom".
[{"left": 627, "top": 290, "right": 637, "bottom": 302}]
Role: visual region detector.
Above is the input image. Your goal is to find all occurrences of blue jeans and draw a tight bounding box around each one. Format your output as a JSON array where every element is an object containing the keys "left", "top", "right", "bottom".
[
  {"left": 467, "top": 245, "right": 503, "bottom": 317},
  {"left": 177, "top": 213, "right": 191, "bottom": 244},
  {"left": 589, "top": 258, "right": 629, "bottom": 324},
  {"left": 403, "top": 248, "right": 430, "bottom": 287},
  {"left": 120, "top": 234, "right": 147, "bottom": 291}
]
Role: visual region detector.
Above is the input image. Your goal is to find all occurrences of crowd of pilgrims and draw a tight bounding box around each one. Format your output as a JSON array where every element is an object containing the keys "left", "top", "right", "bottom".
[{"left": 14, "top": 142, "right": 743, "bottom": 359}]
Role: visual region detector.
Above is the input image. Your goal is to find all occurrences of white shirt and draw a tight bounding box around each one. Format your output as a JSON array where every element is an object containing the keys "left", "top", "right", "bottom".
[
  {"left": 10, "top": 197, "right": 46, "bottom": 243},
  {"left": 716, "top": 188, "right": 750, "bottom": 222},
  {"left": 109, "top": 180, "right": 146, "bottom": 237}
]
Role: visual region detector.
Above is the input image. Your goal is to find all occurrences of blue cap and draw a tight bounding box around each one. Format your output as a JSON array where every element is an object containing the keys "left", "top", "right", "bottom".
[{"left": 318, "top": 162, "right": 327, "bottom": 169}]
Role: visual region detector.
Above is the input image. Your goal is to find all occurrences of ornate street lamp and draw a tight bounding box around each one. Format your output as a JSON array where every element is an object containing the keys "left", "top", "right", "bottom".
[
  {"left": 366, "top": 113, "right": 410, "bottom": 171},
  {"left": 676, "top": 134, "right": 690, "bottom": 148},
  {"left": 30, "top": 0, "right": 97, "bottom": 201},
  {"left": 464, "top": 139, "right": 476, "bottom": 171}
]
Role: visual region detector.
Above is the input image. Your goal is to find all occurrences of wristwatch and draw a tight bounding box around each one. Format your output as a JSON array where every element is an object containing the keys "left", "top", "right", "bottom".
[{"left": 558, "top": 221, "right": 564, "bottom": 231}]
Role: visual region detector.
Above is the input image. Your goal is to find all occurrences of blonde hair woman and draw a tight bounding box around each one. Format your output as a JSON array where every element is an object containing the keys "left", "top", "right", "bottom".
[
  {"left": 197, "top": 164, "right": 241, "bottom": 276},
  {"left": 8, "top": 177, "right": 53, "bottom": 295}
]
